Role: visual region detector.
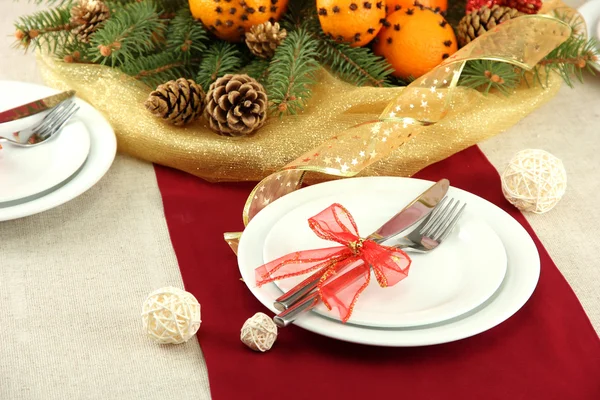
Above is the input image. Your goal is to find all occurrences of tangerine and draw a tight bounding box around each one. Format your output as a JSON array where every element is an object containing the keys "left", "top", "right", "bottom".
[
  {"left": 316, "top": 0, "right": 386, "bottom": 47},
  {"left": 189, "top": 0, "right": 288, "bottom": 42},
  {"left": 386, "top": 0, "right": 448, "bottom": 14},
  {"left": 373, "top": 8, "right": 457, "bottom": 79}
]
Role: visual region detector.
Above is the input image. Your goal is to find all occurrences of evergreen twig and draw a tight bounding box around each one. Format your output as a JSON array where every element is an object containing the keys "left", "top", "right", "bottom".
[
  {"left": 166, "top": 8, "right": 208, "bottom": 61},
  {"left": 90, "top": 1, "right": 162, "bottom": 67},
  {"left": 120, "top": 51, "right": 191, "bottom": 86},
  {"left": 14, "top": 7, "right": 73, "bottom": 52},
  {"left": 459, "top": 60, "right": 521, "bottom": 95},
  {"left": 196, "top": 42, "right": 242, "bottom": 91},
  {"left": 317, "top": 38, "right": 393, "bottom": 87},
  {"left": 242, "top": 58, "right": 271, "bottom": 85},
  {"left": 534, "top": 35, "right": 598, "bottom": 88},
  {"left": 267, "top": 28, "right": 320, "bottom": 116}
]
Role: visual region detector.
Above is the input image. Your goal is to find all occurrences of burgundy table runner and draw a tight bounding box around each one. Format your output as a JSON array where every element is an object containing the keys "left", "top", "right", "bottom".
[{"left": 155, "top": 145, "right": 600, "bottom": 400}]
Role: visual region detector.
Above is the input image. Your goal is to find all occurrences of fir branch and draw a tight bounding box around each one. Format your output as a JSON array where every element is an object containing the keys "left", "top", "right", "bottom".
[
  {"left": 90, "top": 1, "right": 162, "bottom": 67},
  {"left": 55, "top": 37, "right": 94, "bottom": 63},
  {"left": 317, "top": 38, "right": 393, "bottom": 87},
  {"left": 459, "top": 60, "right": 521, "bottom": 95},
  {"left": 267, "top": 28, "right": 320, "bottom": 116},
  {"left": 196, "top": 42, "right": 242, "bottom": 91},
  {"left": 166, "top": 8, "right": 207, "bottom": 61},
  {"left": 14, "top": 7, "right": 74, "bottom": 53},
  {"left": 242, "top": 58, "right": 270, "bottom": 84},
  {"left": 535, "top": 35, "right": 598, "bottom": 88},
  {"left": 120, "top": 51, "right": 190, "bottom": 87}
]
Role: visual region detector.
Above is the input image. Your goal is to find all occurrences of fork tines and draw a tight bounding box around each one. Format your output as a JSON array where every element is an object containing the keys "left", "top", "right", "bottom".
[{"left": 420, "top": 197, "right": 466, "bottom": 242}]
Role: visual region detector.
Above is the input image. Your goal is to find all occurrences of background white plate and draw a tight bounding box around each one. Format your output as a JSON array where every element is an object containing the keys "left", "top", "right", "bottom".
[
  {"left": 0, "top": 120, "right": 90, "bottom": 203},
  {"left": 238, "top": 177, "right": 540, "bottom": 347},
  {"left": 0, "top": 81, "right": 116, "bottom": 222},
  {"left": 264, "top": 194, "right": 507, "bottom": 328}
]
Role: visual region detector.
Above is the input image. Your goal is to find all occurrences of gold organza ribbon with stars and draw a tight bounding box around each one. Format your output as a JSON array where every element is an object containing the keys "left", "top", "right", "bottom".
[{"left": 224, "top": 2, "right": 577, "bottom": 253}]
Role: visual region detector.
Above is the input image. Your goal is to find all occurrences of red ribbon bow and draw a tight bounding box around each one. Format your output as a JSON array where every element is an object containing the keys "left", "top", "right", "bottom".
[{"left": 255, "top": 203, "right": 411, "bottom": 322}]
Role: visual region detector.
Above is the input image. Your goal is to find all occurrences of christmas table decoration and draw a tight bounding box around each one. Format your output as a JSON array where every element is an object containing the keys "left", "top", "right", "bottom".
[
  {"left": 501, "top": 149, "right": 567, "bottom": 213},
  {"left": 13, "top": 0, "right": 597, "bottom": 183},
  {"left": 141, "top": 287, "right": 202, "bottom": 344},
  {"left": 240, "top": 312, "right": 278, "bottom": 352}
]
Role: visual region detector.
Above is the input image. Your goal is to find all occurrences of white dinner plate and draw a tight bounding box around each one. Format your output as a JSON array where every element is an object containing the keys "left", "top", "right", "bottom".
[
  {"left": 238, "top": 177, "right": 540, "bottom": 347},
  {"left": 0, "top": 81, "right": 116, "bottom": 221},
  {"left": 0, "top": 119, "right": 90, "bottom": 203},
  {"left": 263, "top": 193, "right": 507, "bottom": 328}
]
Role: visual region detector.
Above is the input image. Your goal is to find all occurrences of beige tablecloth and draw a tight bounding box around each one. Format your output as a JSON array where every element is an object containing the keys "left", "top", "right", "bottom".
[{"left": 1, "top": 2, "right": 599, "bottom": 399}]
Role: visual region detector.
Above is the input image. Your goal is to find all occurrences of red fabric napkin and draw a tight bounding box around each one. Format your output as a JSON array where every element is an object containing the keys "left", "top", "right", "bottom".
[{"left": 155, "top": 146, "right": 600, "bottom": 400}]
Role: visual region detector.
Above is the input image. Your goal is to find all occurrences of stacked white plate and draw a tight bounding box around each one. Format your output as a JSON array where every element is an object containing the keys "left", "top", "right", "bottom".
[
  {"left": 0, "top": 81, "right": 116, "bottom": 221},
  {"left": 238, "top": 177, "right": 540, "bottom": 346}
]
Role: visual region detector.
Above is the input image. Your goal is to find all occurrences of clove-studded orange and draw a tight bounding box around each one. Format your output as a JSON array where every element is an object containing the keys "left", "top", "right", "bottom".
[
  {"left": 189, "top": 0, "right": 288, "bottom": 42},
  {"left": 386, "top": 0, "right": 448, "bottom": 14},
  {"left": 373, "top": 7, "right": 457, "bottom": 79},
  {"left": 316, "top": 0, "right": 386, "bottom": 47}
]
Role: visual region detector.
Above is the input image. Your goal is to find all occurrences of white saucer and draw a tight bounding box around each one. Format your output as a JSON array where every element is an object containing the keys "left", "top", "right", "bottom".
[{"left": 263, "top": 194, "right": 507, "bottom": 328}]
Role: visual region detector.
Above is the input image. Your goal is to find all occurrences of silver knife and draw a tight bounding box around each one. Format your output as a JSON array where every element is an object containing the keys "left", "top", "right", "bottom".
[
  {"left": 0, "top": 90, "right": 76, "bottom": 124},
  {"left": 272, "top": 179, "right": 450, "bottom": 312}
]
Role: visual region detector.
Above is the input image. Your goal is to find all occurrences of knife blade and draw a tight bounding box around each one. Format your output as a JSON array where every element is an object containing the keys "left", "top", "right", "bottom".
[
  {"left": 0, "top": 90, "right": 76, "bottom": 124},
  {"left": 272, "top": 179, "right": 449, "bottom": 312}
]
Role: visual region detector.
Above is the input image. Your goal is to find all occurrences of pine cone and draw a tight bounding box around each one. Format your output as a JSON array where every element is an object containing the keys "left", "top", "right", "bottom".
[
  {"left": 204, "top": 74, "right": 268, "bottom": 137},
  {"left": 70, "top": 0, "right": 110, "bottom": 43},
  {"left": 245, "top": 22, "right": 287, "bottom": 59},
  {"left": 457, "top": 5, "right": 522, "bottom": 47},
  {"left": 145, "top": 78, "right": 206, "bottom": 126}
]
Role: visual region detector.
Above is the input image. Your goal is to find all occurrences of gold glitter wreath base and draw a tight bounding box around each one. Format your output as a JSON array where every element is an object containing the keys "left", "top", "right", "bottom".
[{"left": 36, "top": 23, "right": 562, "bottom": 185}]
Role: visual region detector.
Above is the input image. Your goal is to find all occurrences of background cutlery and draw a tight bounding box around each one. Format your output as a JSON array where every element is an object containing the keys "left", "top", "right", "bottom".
[{"left": 0, "top": 90, "right": 75, "bottom": 124}]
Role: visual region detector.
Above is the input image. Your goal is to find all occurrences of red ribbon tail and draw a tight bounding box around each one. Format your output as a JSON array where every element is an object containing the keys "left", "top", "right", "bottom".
[{"left": 319, "top": 259, "right": 371, "bottom": 322}]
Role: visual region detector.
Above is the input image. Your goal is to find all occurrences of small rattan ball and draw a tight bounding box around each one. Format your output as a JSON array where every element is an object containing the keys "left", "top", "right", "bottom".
[
  {"left": 240, "top": 312, "right": 278, "bottom": 352},
  {"left": 141, "top": 287, "right": 201, "bottom": 344},
  {"left": 501, "top": 149, "right": 567, "bottom": 214}
]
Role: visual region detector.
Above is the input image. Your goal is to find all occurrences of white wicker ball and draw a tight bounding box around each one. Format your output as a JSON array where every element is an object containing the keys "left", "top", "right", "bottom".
[
  {"left": 501, "top": 149, "right": 567, "bottom": 214},
  {"left": 241, "top": 312, "right": 278, "bottom": 352},
  {"left": 141, "top": 286, "right": 201, "bottom": 344}
]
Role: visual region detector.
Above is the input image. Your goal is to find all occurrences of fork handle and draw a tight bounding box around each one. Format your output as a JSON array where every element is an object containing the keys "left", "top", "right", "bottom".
[
  {"left": 273, "top": 268, "right": 326, "bottom": 311},
  {"left": 273, "top": 291, "right": 320, "bottom": 327},
  {"left": 273, "top": 262, "right": 371, "bottom": 327}
]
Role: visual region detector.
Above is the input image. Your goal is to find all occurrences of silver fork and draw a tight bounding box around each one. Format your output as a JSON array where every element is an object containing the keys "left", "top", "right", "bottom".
[
  {"left": 0, "top": 100, "right": 79, "bottom": 147},
  {"left": 272, "top": 197, "right": 466, "bottom": 328}
]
